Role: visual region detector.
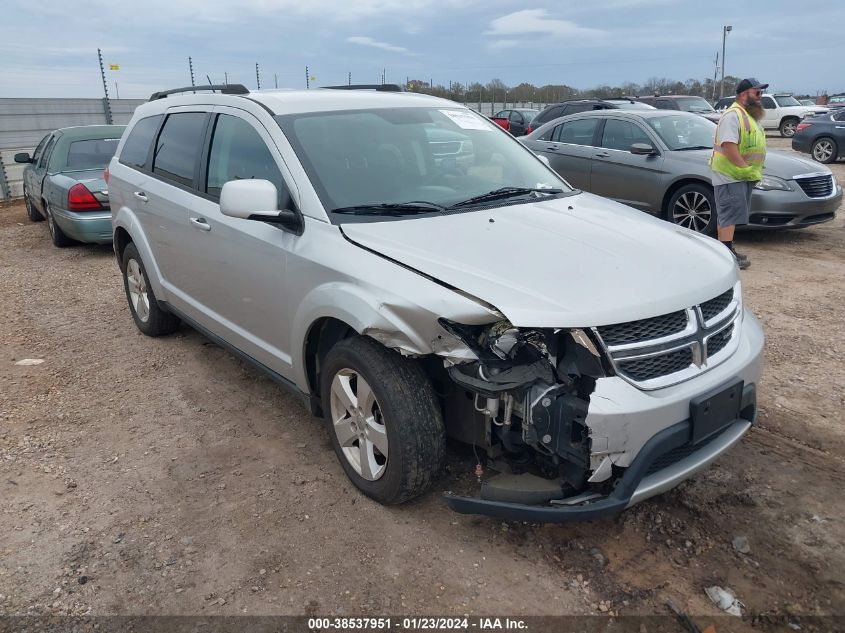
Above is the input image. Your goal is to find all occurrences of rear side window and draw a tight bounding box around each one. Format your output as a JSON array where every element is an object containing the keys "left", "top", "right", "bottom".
[
  {"left": 153, "top": 113, "right": 208, "bottom": 187},
  {"left": 554, "top": 118, "right": 599, "bottom": 145},
  {"left": 205, "top": 114, "right": 290, "bottom": 208},
  {"left": 67, "top": 139, "right": 120, "bottom": 170},
  {"left": 120, "top": 115, "right": 162, "bottom": 168}
]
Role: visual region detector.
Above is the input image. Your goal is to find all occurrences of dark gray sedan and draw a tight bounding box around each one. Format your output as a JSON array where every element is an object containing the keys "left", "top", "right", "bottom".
[
  {"left": 15, "top": 125, "right": 124, "bottom": 246},
  {"left": 521, "top": 110, "right": 841, "bottom": 234}
]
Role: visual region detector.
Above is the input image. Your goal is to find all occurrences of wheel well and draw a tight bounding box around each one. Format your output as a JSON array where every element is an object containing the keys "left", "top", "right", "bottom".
[
  {"left": 661, "top": 178, "right": 712, "bottom": 217},
  {"left": 113, "top": 227, "right": 132, "bottom": 266},
  {"left": 304, "top": 317, "right": 356, "bottom": 412},
  {"left": 780, "top": 115, "right": 799, "bottom": 125}
]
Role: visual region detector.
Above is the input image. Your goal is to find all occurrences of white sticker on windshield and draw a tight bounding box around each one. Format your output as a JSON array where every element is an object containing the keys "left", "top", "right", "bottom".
[{"left": 440, "top": 109, "right": 492, "bottom": 131}]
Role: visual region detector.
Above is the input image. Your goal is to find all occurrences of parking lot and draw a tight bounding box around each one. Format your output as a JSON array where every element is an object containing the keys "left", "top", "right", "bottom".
[{"left": 1, "top": 136, "right": 843, "bottom": 628}]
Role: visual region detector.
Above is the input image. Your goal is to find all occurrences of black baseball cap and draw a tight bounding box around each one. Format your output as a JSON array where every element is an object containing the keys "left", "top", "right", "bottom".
[{"left": 736, "top": 78, "right": 769, "bottom": 94}]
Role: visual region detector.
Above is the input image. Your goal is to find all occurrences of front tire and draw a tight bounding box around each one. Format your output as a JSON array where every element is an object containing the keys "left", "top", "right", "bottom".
[
  {"left": 24, "top": 189, "right": 44, "bottom": 222},
  {"left": 666, "top": 183, "right": 717, "bottom": 236},
  {"left": 811, "top": 137, "right": 838, "bottom": 164},
  {"left": 320, "top": 336, "right": 445, "bottom": 505},
  {"left": 45, "top": 203, "right": 75, "bottom": 247},
  {"left": 121, "top": 242, "right": 180, "bottom": 336},
  {"left": 779, "top": 117, "right": 799, "bottom": 138}
]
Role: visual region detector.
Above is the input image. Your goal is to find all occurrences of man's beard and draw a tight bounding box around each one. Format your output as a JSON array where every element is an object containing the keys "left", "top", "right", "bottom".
[{"left": 743, "top": 100, "right": 765, "bottom": 121}]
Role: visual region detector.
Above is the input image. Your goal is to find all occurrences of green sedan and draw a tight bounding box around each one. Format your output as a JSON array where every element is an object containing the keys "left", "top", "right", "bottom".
[{"left": 15, "top": 125, "right": 125, "bottom": 246}]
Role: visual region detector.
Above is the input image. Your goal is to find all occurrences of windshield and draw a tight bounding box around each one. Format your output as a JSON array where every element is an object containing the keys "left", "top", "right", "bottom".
[
  {"left": 645, "top": 114, "right": 716, "bottom": 151},
  {"left": 675, "top": 97, "right": 715, "bottom": 113},
  {"left": 275, "top": 107, "right": 570, "bottom": 216},
  {"left": 775, "top": 96, "right": 801, "bottom": 107}
]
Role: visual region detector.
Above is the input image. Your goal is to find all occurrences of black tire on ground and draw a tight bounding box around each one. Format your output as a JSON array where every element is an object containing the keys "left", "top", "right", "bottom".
[
  {"left": 45, "top": 203, "right": 75, "bottom": 247},
  {"left": 811, "top": 137, "right": 838, "bottom": 164},
  {"left": 666, "top": 183, "right": 717, "bottom": 236},
  {"left": 320, "top": 335, "right": 445, "bottom": 505},
  {"left": 121, "top": 242, "right": 180, "bottom": 336},
  {"left": 779, "top": 117, "right": 799, "bottom": 138},
  {"left": 24, "top": 190, "right": 44, "bottom": 222}
]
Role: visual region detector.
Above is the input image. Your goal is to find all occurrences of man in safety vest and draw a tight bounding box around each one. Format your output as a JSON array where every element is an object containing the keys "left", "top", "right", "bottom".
[{"left": 710, "top": 78, "right": 768, "bottom": 270}]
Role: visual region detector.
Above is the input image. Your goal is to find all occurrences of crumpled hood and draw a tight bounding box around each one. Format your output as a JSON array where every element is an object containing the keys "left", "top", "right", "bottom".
[{"left": 341, "top": 192, "right": 737, "bottom": 328}]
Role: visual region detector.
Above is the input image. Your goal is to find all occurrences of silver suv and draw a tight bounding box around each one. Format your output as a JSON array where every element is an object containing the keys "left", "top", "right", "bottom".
[{"left": 108, "top": 84, "right": 764, "bottom": 522}]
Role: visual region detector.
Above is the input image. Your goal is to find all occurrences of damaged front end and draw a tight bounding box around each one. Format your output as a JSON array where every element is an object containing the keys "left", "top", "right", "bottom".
[{"left": 435, "top": 318, "right": 619, "bottom": 515}]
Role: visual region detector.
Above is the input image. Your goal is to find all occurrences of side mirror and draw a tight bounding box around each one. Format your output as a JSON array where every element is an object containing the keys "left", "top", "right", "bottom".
[
  {"left": 630, "top": 143, "right": 657, "bottom": 155},
  {"left": 220, "top": 179, "right": 299, "bottom": 226},
  {"left": 14, "top": 152, "right": 32, "bottom": 164}
]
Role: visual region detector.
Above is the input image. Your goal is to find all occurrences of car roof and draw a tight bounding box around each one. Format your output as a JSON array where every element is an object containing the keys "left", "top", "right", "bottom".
[
  {"left": 134, "top": 88, "right": 456, "bottom": 117},
  {"left": 52, "top": 125, "right": 126, "bottom": 140}
]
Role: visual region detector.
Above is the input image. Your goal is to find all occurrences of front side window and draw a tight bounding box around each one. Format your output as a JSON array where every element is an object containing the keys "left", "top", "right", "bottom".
[
  {"left": 31, "top": 134, "right": 50, "bottom": 163},
  {"left": 761, "top": 97, "right": 777, "bottom": 109},
  {"left": 39, "top": 136, "right": 58, "bottom": 169},
  {"left": 206, "top": 114, "right": 290, "bottom": 208},
  {"left": 153, "top": 113, "right": 207, "bottom": 187},
  {"left": 120, "top": 115, "right": 163, "bottom": 169},
  {"left": 646, "top": 114, "right": 716, "bottom": 150},
  {"left": 275, "top": 107, "right": 570, "bottom": 217},
  {"left": 600, "top": 119, "right": 653, "bottom": 151},
  {"left": 554, "top": 118, "right": 599, "bottom": 145},
  {"left": 67, "top": 138, "right": 120, "bottom": 170}
]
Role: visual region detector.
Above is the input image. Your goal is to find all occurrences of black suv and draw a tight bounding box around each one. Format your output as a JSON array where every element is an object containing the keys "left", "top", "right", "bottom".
[{"left": 529, "top": 99, "right": 638, "bottom": 132}]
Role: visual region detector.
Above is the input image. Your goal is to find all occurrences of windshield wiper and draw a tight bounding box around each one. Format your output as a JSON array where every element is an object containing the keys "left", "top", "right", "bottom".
[
  {"left": 675, "top": 145, "right": 712, "bottom": 151},
  {"left": 332, "top": 201, "right": 446, "bottom": 216},
  {"left": 449, "top": 187, "right": 564, "bottom": 209}
]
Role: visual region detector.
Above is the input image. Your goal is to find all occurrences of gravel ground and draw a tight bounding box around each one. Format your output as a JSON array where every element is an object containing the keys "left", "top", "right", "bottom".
[{"left": 1, "top": 137, "right": 843, "bottom": 631}]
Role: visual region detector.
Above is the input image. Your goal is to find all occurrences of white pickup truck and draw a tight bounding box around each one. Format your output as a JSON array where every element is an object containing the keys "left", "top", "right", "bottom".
[{"left": 715, "top": 93, "right": 828, "bottom": 137}]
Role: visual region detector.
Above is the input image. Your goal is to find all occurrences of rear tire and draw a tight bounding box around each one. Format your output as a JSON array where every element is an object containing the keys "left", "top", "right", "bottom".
[
  {"left": 320, "top": 336, "right": 445, "bottom": 505},
  {"left": 121, "top": 242, "right": 180, "bottom": 336},
  {"left": 779, "top": 117, "right": 799, "bottom": 138},
  {"left": 666, "top": 183, "right": 717, "bottom": 236},
  {"left": 24, "top": 189, "right": 44, "bottom": 222},
  {"left": 811, "top": 137, "right": 838, "bottom": 164},
  {"left": 45, "top": 203, "right": 75, "bottom": 247}
]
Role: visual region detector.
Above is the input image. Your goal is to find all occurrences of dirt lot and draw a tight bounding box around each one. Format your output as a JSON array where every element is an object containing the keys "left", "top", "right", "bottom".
[{"left": 1, "top": 137, "right": 843, "bottom": 630}]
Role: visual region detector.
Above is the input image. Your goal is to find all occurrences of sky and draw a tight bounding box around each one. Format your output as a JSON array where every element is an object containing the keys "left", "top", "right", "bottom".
[{"left": 1, "top": 0, "right": 841, "bottom": 99}]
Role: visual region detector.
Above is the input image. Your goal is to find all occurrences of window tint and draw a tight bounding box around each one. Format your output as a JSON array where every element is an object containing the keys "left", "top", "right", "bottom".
[
  {"left": 600, "top": 119, "right": 653, "bottom": 151},
  {"left": 206, "top": 114, "right": 290, "bottom": 208},
  {"left": 67, "top": 139, "right": 120, "bottom": 170},
  {"left": 121, "top": 115, "right": 162, "bottom": 168},
  {"left": 39, "top": 136, "right": 58, "bottom": 169},
  {"left": 493, "top": 111, "right": 507, "bottom": 118},
  {"left": 655, "top": 99, "right": 674, "bottom": 110},
  {"left": 835, "top": 110, "right": 845, "bottom": 122},
  {"left": 31, "top": 134, "right": 50, "bottom": 163},
  {"left": 538, "top": 105, "right": 564, "bottom": 124},
  {"left": 153, "top": 113, "right": 207, "bottom": 187},
  {"left": 761, "top": 97, "right": 776, "bottom": 109},
  {"left": 565, "top": 104, "right": 591, "bottom": 115},
  {"left": 637, "top": 97, "right": 655, "bottom": 106},
  {"left": 554, "top": 118, "right": 599, "bottom": 145},
  {"left": 508, "top": 111, "right": 523, "bottom": 123}
]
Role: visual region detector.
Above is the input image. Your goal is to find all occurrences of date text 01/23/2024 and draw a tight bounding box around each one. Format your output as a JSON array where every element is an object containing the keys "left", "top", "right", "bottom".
[{"left": 307, "top": 618, "right": 528, "bottom": 630}]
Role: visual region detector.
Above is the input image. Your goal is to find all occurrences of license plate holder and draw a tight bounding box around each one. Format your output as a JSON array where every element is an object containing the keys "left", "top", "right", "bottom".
[{"left": 690, "top": 380, "right": 744, "bottom": 444}]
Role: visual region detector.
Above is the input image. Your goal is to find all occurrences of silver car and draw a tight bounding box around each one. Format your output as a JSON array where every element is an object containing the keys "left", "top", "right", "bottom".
[
  {"left": 108, "top": 85, "right": 764, "bottom": 522},
  {"left": 522, "top": 110, "right": 841, "bottom": 234}
]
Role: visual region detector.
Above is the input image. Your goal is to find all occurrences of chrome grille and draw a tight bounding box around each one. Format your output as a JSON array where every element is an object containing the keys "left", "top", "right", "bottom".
[
  {"left": 795, "top": 174, "right": 833, "bottom": 198},
  {"left": 594, "top": 285, "right": 741, "bottom": 390},
  {"left": 597, "top": 310, "right": 687, "bottom": 346},
  {"left": 700, "top": 289, "right": 733, "bottom": 322},
  {"left": 617, "top": 348, "right": 693, "bottom": 382}
]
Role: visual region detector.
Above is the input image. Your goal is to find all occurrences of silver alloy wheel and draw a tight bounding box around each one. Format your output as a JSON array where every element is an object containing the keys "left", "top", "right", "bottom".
[
  {"left": 329, "top": 369, "right": 388, "bottom": 481},
  {"left": 126, "top": 258, "right": 151, "bottom": 323},
  {"left": 781, "top": 120, "right": 797, "bottom": 137},
  {"left": 672, "top": 191, "right": 712, "bottom": 233},
  {"left": 813, "top": 139, "right": 834, "bottom": 162}
]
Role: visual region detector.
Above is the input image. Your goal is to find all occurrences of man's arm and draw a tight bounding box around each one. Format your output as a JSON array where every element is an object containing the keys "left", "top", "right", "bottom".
[{"left": 719, "top": 142, "right": 748, "bottom": 168}]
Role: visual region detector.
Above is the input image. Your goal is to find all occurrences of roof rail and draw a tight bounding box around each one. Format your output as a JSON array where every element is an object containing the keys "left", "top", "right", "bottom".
[
  {"left": 320, "top": 84, "right": 405, "bottom": 92},
  {"left": 148, "top": 84, "right": 250, "bottom": 101}
]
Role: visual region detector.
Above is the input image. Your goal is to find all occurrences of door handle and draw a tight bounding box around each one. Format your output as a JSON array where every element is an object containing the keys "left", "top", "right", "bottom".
[
  {"left": 189, "top": 217, "right": 211, "bottom": 231},
  {"left": 545, "top": 146, "right": 558, "bottom": 152},
  {"left": 133, "top": 191, "right": 148, "bottom": 202},
  {"left": 594, "top": 152, "right": 610, "bottom": 158}
]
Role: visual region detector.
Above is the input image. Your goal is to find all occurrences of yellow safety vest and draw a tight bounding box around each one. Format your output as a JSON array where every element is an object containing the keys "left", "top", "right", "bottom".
[{"left": 710, "top": 102, "right": 766, "bottom": 181}]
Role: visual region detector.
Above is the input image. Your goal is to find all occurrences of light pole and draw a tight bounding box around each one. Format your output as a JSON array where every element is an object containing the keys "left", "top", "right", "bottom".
[{"left": 719, "top": 25, "right": 732, "bottom": 100}]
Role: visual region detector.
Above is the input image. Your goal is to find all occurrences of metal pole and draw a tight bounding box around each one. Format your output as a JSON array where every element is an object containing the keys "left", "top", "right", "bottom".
[
  {"left": 97, "top": 48, "right": 113, "bottom": 124},
  {"left": 720, "top": 26, "right": 731, "bottom": 100},
  {"left": 712, "top": 51, "right": 719, "bottom": 102},
  {"left": 256, "top": 63, "right": 261, "bottom": 90},
  {"left": 224, "top": 72, "right": 228, "bottom": 85},
  {"left": 0, "top": 152, "right": 10, "bottom": 201},
  {"left": 305, "top": 66, "right": 309, "bottom": 89},
  {"left": 188, "top": 56, "right": 195, "bottom": 92},
  {"left": 114, "top": 81, "right": 119, "bottom": 99},
  {"left": 349, "top": 72, "right": 352, "bottom": 86},
  {"left": 274, "top": 73, "right": 278, "bottom": 89}
]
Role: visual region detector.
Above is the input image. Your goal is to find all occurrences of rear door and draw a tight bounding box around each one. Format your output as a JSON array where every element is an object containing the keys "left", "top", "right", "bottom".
[
  {"left": 508, "top": 110, "right": 527, "bottom": 136},
  {"left": 590, "top": 117, "right": 665, "bottom": 212},
  {"left": 534, "top": 117, "right": 600, "bottom": 190},
  {"left": 174, "top": 107, "right": 300, "bottom": 375}
]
